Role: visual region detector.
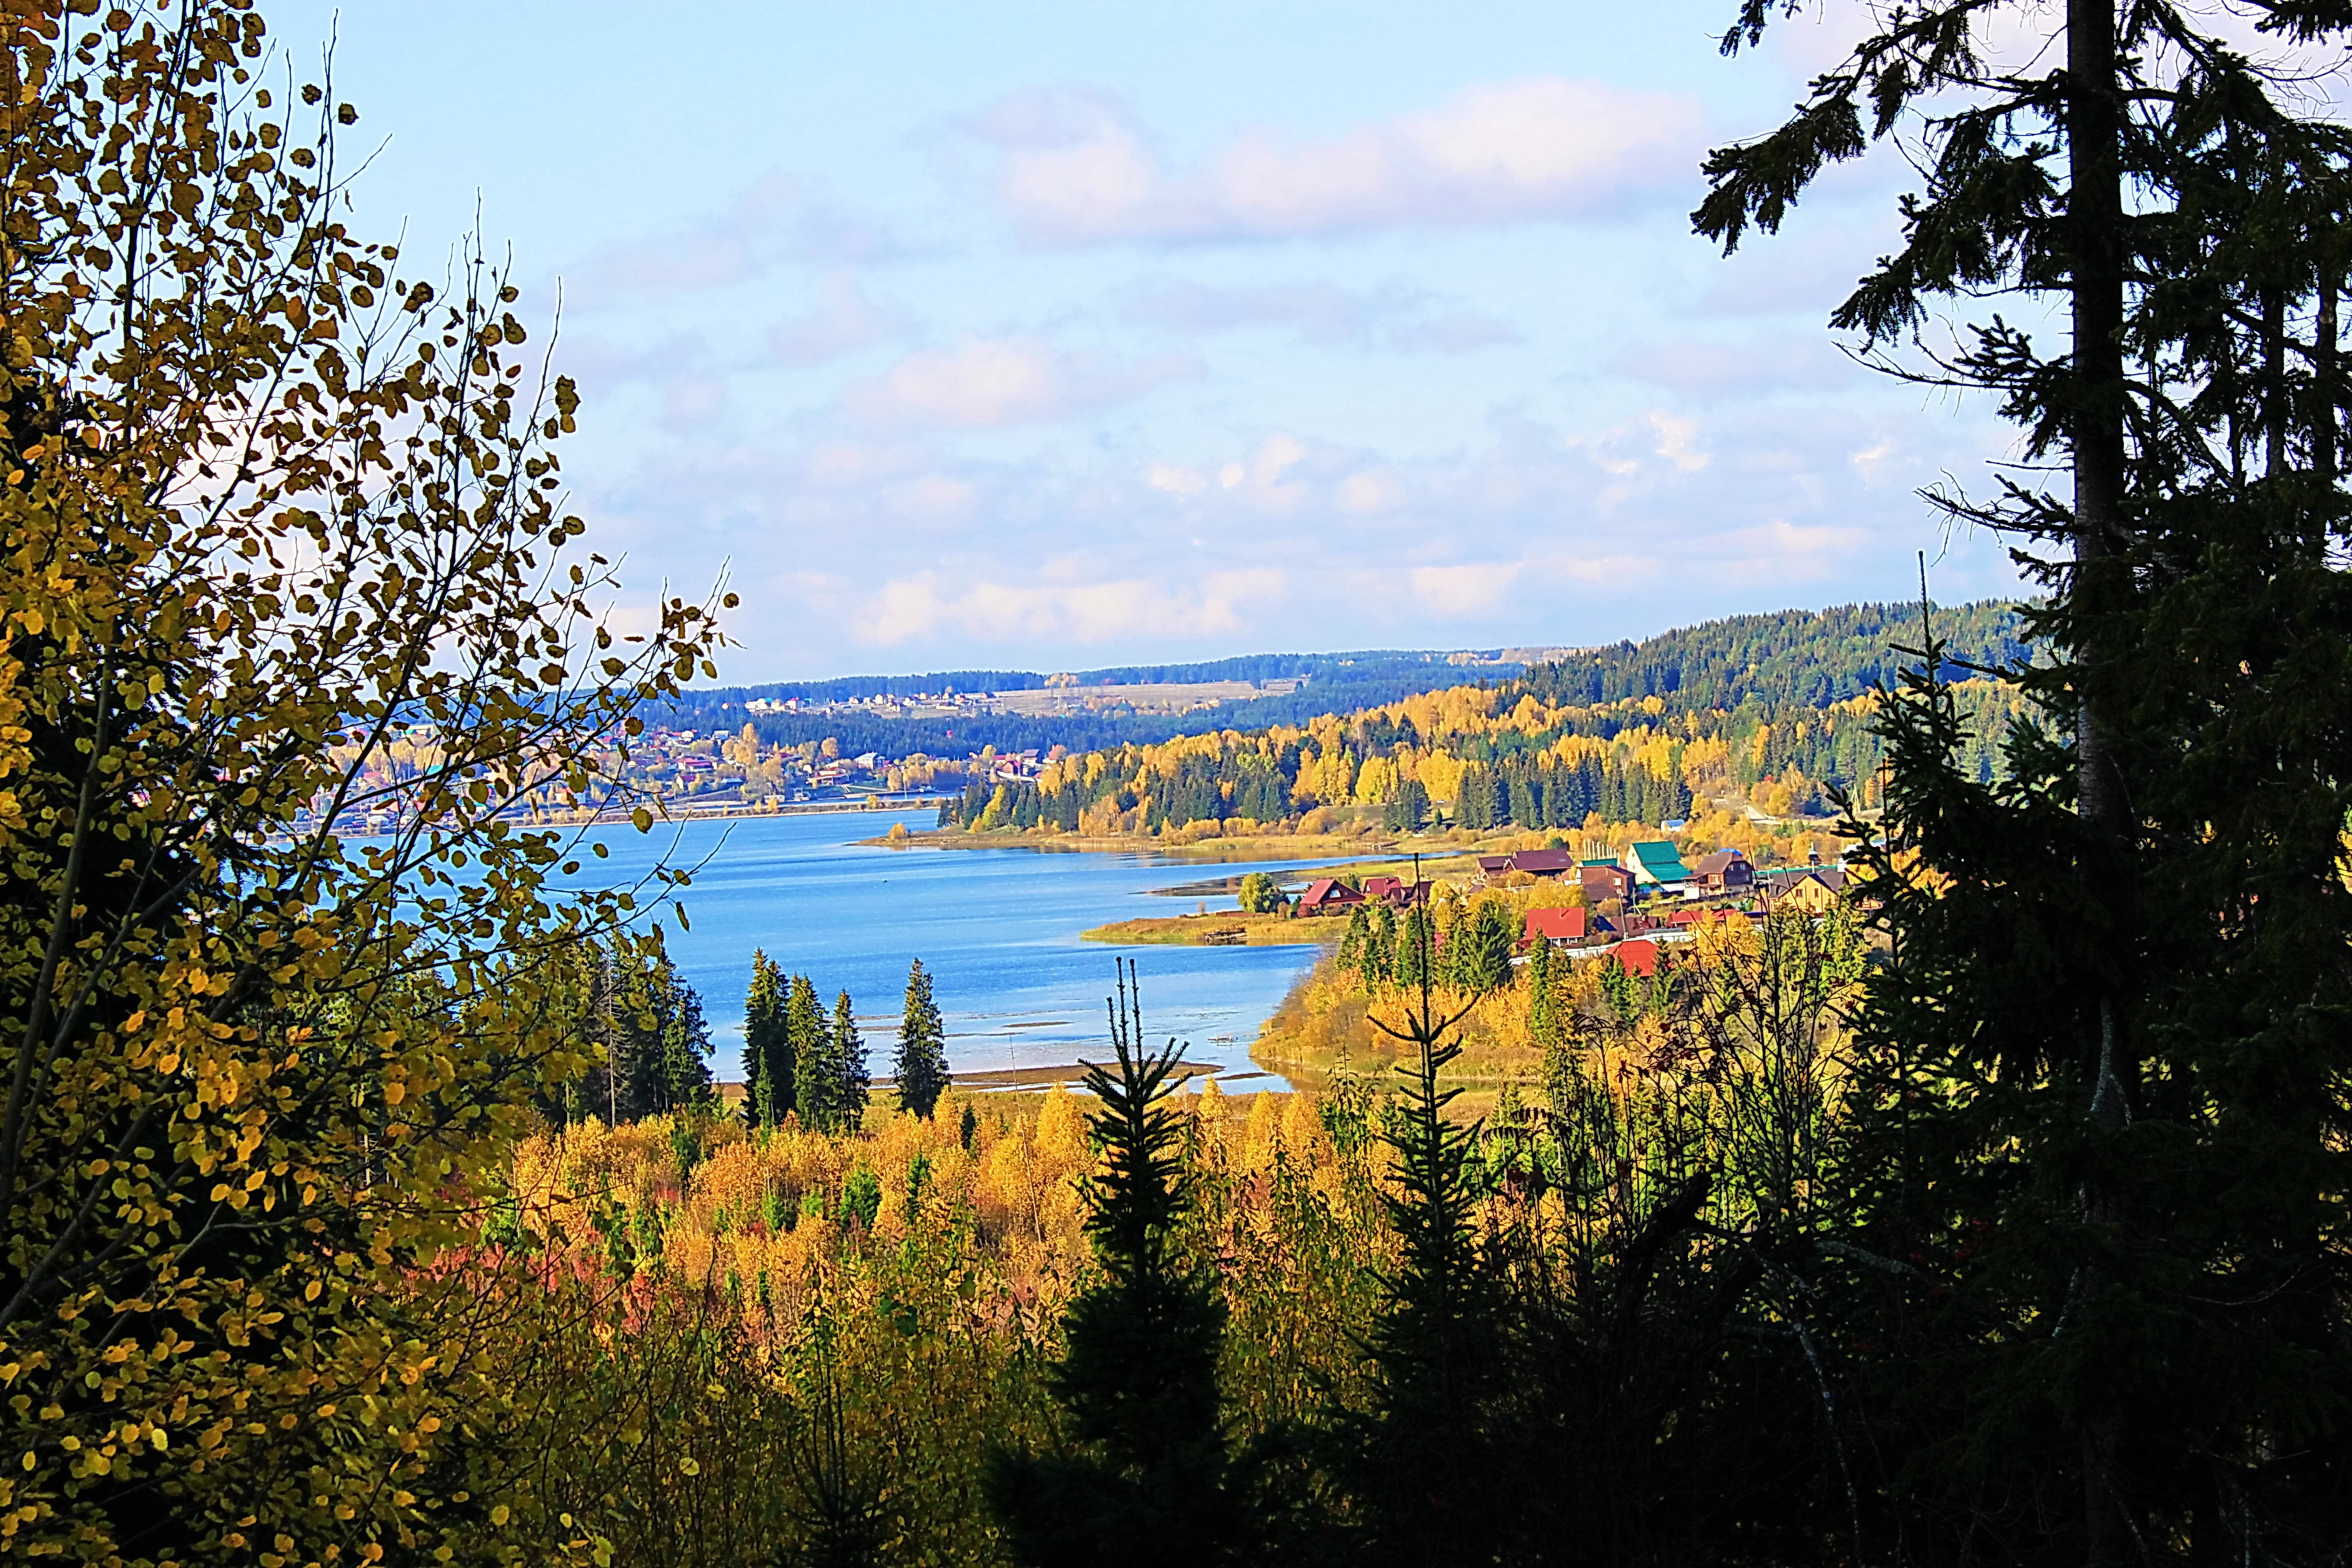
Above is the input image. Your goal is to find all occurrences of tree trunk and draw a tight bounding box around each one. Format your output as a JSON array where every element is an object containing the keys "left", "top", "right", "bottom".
[
  {"left": 2070, "top": 0, "right": 2126, "bottom": 845},
  {"left": 2068, "top": 0, "right": 2131, "bottom": 1561}
]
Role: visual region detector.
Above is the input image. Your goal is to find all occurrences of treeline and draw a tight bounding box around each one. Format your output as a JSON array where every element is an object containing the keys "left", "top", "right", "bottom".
[{"left": 1450, "top": 753, "right": 1695, "bottom": 830}]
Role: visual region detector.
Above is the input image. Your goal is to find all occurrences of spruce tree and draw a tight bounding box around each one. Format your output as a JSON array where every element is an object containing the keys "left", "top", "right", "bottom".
[
  {"left": 830, "top": 990, "right": 870, "bottom": 1133},
  {"left": 743, "top": 950, "right": 790, "bottom": 1129},
  {"left": 789, "top": 975, "right": 838, "bottom": 1130},
  {"left": 1527, "top": 933, "right": 1562, "bottom": 1054},
  {"left": 1394, "top": 905, "right": 1433, "bottom": 992},
  {"left": 1703, "top": 0, "right": 2352, "bottom": 1554},
  {"left": 1366, "top": 904, "right": 1397, "bottom": 986},
  {"left": 985, "top": 960, "right": 1241, "bottom": 1567},
  {"left": 895, "top": 958, "right": 950, "bottom": 1118},
  {"left": 1448, "top": 898, "right": 1515, "bottom": 994},
  {"left": 1337, "top": 905, "right": 1371, "bottom": 980}
]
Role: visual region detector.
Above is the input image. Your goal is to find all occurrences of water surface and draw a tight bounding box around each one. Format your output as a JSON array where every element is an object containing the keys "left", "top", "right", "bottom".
[{"left": 556, "top": 810, "right": 1334, "bottom": 1087}]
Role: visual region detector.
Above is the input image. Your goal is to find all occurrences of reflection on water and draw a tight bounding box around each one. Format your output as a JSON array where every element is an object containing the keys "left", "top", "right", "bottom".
[{"left": 551, "top": 810, "right": 1335, "bottom": 1087}]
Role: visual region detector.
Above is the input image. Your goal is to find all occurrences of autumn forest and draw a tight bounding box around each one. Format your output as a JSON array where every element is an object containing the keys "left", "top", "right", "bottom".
[{"left": 7, "top": 0, "right": 2352, "bottom": 1566}]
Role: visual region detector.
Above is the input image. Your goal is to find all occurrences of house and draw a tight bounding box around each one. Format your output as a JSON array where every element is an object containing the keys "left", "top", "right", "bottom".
[
  {"left": 1690, "top": 848, "right": 1754, "bottom": 892},
  {"left": 1510, "top": 847, "right": 1575, "bottom": 878},
  {"left": 1759, "top": 866, "right": 1846, "bottom": 915},
  {"left": 1474, "top": 855, "right": 1514, "bottom": 883},
  {"left": 1523, "top": 906, "right": 1588, "bottom": 947},
  {"left": 1624, "top": 840, "right": 1693, "bottom": 889},
  {"left": 1580, "top": 861, "right": 1635, "bottom": 904},
  {"left": 1360, "top": 875, "right": 1428, "bottom": 909},
  {"left": 1613, "top": 938, "right": 1664, "bottom": 977},
  {"left": 1296, "top": 878, "right": 1366, "bottom": 916}
]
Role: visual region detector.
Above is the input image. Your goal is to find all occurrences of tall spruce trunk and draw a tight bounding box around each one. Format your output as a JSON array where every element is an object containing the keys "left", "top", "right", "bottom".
[{"left": 2067, "top": 0, "right": 2131, "bottom": 1557}]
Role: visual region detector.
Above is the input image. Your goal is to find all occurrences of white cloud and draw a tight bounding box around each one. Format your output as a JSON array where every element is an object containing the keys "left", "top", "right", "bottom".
[
  {"left": 857, "top": 567, "right": 1288, "bottom": 646},
  {"left": 847, "top": 337, "right": 1194, "bottom": 429},
  {"left": 1147, "top": 461, "right": 1208, "bottom": 494},
  {"left": 1410, "top": 561, "right": 1520, "bottom": 616},
  {"left": 973, "top": 77, "right": 1704, "bottom": 245},
  {"left": 1649, "top": 412, "right": 1709, "bottom": 472},
  {"left": 1337, "top": 469, "right": 1407, "bottom": 515}
]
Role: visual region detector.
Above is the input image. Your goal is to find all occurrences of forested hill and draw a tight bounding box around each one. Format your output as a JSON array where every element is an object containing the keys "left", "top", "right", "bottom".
[
  {"left": 1511, "top": 601, "right": 2030, "bottom": 715},
  {"left": 668, "top": 601, "right": 2027, "bottom": 761}
]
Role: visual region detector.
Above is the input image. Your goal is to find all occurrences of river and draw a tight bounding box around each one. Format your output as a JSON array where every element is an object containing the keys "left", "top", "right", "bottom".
[{"left": 550, "top": 808, "right": 1334, "bottom": 1088}]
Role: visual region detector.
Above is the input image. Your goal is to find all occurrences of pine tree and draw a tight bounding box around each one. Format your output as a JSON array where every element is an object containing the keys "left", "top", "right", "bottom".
[
  {"left": 985, "top": 960, "right": 1243, "bottom": 1566},
  {"left": 830, "top": 990, "right": 870, "bottom": 1133},
  {"left": 896, "top": 958, "right": 950, "bottom": 1119},
  {"left": 789, "top": 975, "right": 837, "bottom": 1130},
  {"left": 743, "top": 950, "right": 790, "bottom": 1129}
]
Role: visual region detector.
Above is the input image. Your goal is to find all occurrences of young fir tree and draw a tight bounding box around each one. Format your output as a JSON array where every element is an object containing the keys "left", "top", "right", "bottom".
[
  {"left": 743, "top": 950, "right": 791, "bottom": 1129},
  {"left": 789, "top": 975, "right": 839, "bottom": 1130},
  {"left": 986, "top": 960, "right": 1242, "bottom": 1567},
  {"left": 1345, "top": 886, "right": 1508, "bottom": 1566},
  {"left": 895, "top": 958, "right": 950, "bottom": 1118},
  {"left": 1703, "top": 0, "right": 2352, "bottom": 1555}
]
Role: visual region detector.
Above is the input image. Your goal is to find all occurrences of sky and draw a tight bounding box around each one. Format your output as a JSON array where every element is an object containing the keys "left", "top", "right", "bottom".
[{"left": 267, "top": 0, "right": 2033, "bottom": 682}]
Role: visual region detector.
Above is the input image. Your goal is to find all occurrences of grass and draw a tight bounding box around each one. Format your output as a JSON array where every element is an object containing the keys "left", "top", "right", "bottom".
[{"left": 1080, "top": 910, "right": 1344, "bottom": 947}]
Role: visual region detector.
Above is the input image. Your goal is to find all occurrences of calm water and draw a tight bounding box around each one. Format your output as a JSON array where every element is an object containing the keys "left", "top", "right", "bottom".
[{"left": 552, "top": 809, "right": 1334, "bottom": 1087}]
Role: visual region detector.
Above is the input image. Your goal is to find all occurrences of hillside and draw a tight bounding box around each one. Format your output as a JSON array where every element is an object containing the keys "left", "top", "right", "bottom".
[
  {"left": 1512, "top": 600, "right": 2029, "bottom": 713},
  {"left": 931, "top": 601, "right": 2031, "bottom": 852}
]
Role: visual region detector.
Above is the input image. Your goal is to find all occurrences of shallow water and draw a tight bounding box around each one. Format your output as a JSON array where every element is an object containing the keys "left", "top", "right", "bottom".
[{"left": 551, "top": 809, "right": 1335, "bottom": 1087}]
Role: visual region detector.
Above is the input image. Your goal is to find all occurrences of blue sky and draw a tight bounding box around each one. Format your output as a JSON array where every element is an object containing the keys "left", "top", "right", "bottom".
[{"left": 272, "top": 0, "right": 2027, "bottom": 681}]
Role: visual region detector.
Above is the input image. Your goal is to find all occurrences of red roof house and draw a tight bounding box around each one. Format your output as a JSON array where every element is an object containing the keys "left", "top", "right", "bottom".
[
  {"left": 1523, "top": 906, "right": 1588, "bottom": 947},
  {"left": 1297, "top": 878, "right": 1365, "bottom": 916},
  {"left": 1613, "top": 938, "right": 1663, "bottom": 977}
]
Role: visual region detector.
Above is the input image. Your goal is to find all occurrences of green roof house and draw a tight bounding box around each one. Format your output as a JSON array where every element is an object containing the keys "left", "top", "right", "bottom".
[{"left": 1624, "top": 840, "right": 1692, "bottom": 888}]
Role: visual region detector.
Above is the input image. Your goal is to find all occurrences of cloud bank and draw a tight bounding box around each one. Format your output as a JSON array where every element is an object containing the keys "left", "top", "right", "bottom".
[{"left": 971, "top": 77, "right": 1706, "bottom": 245}]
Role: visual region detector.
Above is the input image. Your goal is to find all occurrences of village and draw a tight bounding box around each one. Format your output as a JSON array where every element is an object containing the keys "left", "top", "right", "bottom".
[{"left": 1286, "top": 838, "right": 1852, "bottom": 976}]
